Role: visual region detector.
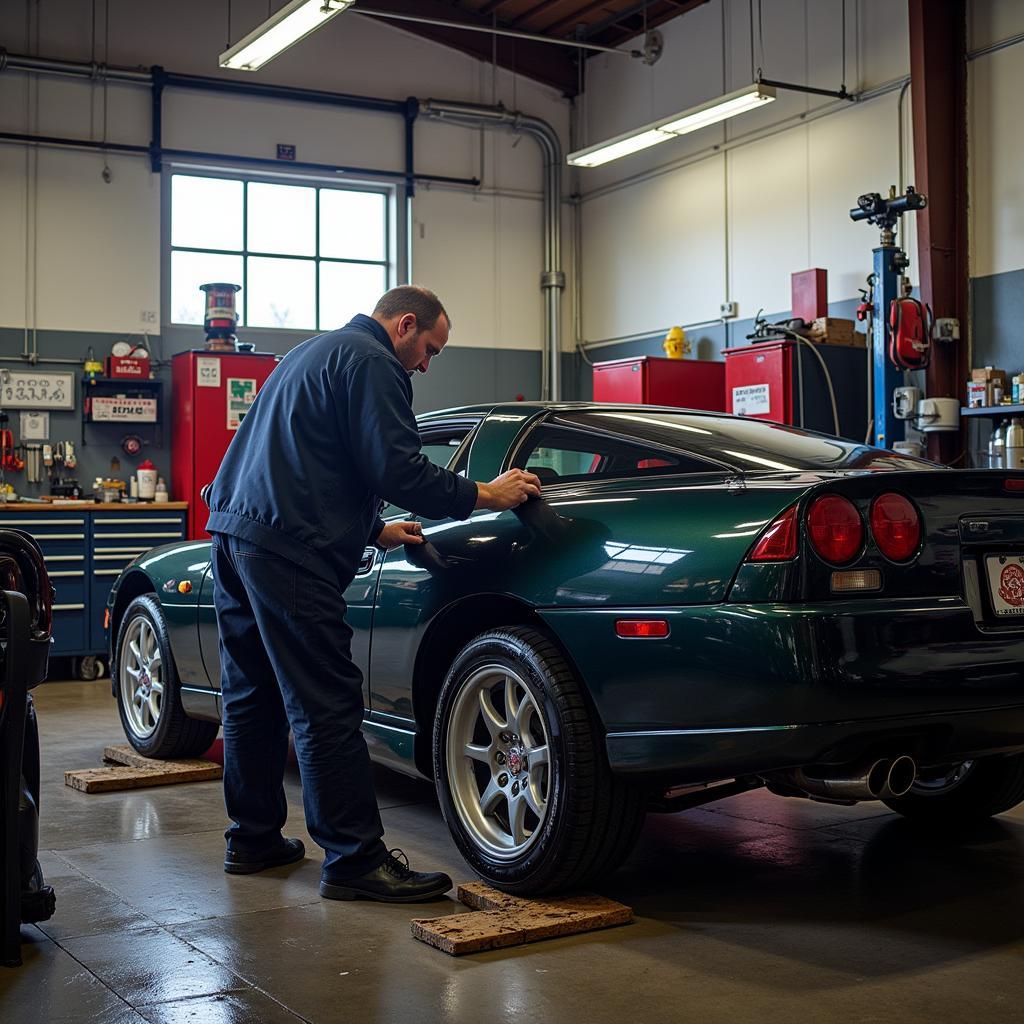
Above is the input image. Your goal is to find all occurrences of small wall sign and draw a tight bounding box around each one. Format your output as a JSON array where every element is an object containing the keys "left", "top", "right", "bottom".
[{"left": 276, "top": 144, "right": 296, "bottom": 161}]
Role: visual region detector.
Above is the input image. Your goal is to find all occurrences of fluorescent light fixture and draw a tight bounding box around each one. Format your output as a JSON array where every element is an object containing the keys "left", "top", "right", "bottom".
[
  {"left": 219, "top": 0, "right": 354, "bottom": 71},
  {"left": 567, "top": 83, "right": 776, "bottom": 168}
]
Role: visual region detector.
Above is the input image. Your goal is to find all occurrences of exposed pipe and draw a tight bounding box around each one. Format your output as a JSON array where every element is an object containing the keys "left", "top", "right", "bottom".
[{"left": 419, "top": 100, "right": 565, "bottom": 400}]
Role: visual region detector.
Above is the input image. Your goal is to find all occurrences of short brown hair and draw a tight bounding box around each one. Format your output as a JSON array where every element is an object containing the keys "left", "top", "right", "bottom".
[{"left": 372, "top": 285, "right": 450, "bottom": 332}]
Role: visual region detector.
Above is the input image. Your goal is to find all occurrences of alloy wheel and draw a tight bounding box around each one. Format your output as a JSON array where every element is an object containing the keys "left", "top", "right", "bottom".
[
  {"left": 445, "top": 663, "right": 552, "bottom": 861},
  {"left": 119, "top": 614, "right": 164, "bottom": 739}
]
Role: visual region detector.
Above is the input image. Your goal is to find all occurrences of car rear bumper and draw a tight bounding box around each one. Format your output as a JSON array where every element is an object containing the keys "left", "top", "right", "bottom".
[
  {"left": 605, "top": 704, "right": 1024, "bottom": 781},
  {"left": 539, "top": 600, "right": 1024, "bottom": 780}
]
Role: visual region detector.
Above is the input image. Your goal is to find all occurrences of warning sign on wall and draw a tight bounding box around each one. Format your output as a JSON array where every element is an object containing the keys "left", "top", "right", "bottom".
[
  {"left": 90, "top": 396, "right": 158, "bottom": 422},
  {"left": 227, "top": 378, "right": 257, "bottom": 431}
]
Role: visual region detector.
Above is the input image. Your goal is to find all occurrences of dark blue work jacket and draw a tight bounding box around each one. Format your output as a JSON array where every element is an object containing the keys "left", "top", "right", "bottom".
[{"left": 206, "top": 314, "right": 477, "bottom": 586}]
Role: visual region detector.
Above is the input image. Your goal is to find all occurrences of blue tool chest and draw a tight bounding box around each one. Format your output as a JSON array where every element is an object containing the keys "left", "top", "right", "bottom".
[{"left": 0, "top": 504, "right": 187, "bottom": 658}]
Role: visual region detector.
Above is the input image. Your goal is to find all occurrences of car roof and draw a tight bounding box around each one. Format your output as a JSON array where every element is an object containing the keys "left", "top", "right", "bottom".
[{"left": 418, "top": 402, "right": 762, "bottom": 423}]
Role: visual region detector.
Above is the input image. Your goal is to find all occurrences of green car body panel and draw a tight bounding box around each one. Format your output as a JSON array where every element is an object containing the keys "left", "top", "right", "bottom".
[{"left": 108, "top": 403, "right": 1024, "bottom": 787}]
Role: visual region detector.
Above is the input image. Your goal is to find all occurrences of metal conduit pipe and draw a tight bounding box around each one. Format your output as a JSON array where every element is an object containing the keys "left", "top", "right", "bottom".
[
  {"left": 419, "top": 100, "right": 565, "bottom": 401},
  {"left": 2, "top": 50, "right": 152, "bottom": 83}
]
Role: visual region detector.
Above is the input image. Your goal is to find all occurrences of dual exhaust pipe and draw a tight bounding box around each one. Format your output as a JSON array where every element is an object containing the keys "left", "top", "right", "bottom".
[{"left": 776, "top": 754, "right": 917, "bottom": 804}]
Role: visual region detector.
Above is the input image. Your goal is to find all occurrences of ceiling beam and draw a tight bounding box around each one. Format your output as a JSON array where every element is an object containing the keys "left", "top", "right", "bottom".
[
  {"left": 584, "top": 0, "right": 706, "bottom": 42},
  {"left": 541, "top": 1, "right": 616, "bottom": 38},
  {"left": 356, "top": 0, "right": 580, "bottom": 94}
]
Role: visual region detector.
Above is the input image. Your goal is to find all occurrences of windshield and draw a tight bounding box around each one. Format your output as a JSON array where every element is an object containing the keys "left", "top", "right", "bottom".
[{"left": 558, "top": 410, "right": 937, "bottom": 473}]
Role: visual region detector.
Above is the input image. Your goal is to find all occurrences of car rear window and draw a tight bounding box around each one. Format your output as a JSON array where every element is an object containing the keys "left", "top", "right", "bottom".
[{"left": 557, "top": 411, "right": 936, "bottom": 473}]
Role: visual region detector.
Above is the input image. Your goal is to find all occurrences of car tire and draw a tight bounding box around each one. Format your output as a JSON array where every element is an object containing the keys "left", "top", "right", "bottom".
[
  {"left": 882, "top": 753, "right": 1024, "bottom": 823},
  {"left": 433, "top": 626, "right": 645, "bottom": 895},
  {"left": 114, "top": 594, "right": 219, "bottom": 759}
]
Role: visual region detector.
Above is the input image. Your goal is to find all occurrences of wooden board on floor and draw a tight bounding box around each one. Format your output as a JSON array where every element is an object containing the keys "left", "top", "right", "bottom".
[
  {"left": 64, "top": 745, "right": 223, "bottom": 793},
  {"left": 411, "top": 883, "right": 632, "bottom": 956}
]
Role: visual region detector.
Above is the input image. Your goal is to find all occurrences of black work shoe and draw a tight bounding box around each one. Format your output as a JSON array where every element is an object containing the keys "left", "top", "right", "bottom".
[
  {"left": 319, "top": 848, "right": 452, "bottom": 903},
  {"left": 224, "top": 837, "right": 306, "bottom": 875}
]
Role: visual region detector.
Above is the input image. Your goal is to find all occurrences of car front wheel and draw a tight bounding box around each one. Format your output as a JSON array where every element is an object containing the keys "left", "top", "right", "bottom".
[
  {"left": 114, "top": 594, "right": 219, "bottom": 759},
  {"left": 433, "top": 626, "right": 645, "bottom": 895},
  {"left": 882, "top": 753, "right": 1024, "bottom": 823}
]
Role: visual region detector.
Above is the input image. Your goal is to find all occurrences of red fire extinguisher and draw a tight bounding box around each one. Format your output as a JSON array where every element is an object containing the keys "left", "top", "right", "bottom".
[{"left": 889, "top": 295, "right": 933, "bottom": 370}]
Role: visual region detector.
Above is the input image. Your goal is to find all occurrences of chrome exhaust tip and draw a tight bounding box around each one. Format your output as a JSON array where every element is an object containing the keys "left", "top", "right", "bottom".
[
  {"left": 774, "top": 754, "right": 917, "bottom": 803},
  {"left": 881, "top": 754, "right": 917, "bottom": 798}
]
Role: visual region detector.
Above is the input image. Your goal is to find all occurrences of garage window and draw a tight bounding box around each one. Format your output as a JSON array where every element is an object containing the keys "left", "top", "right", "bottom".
[{"left": 169, "top": 173, "right": 389, "bottom": 331}]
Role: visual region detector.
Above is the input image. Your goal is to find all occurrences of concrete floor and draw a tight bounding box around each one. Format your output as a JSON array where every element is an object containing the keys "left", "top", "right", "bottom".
[{"left": 4, "top": 683, "right": 1024, "bottom": 1023}]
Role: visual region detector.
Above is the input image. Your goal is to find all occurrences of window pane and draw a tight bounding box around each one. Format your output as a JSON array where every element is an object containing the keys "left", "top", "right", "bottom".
[
  {"left": 170, "top": 251, "right": 244, "bottom": 325},
  {"left": 246, "top": 257, "right": 315, "bottom": 329},
  {"left": 171, "top": 175, "right": 243, "bottom": 251},
  {"left": 247, "top": 182, "right": 315, "bottom": 257},
  {"left": 319, "top": 190, "right": 386, "bottom": 261},
  {"left": 319, "top": 262, "right": 386, "bottom": 330}
]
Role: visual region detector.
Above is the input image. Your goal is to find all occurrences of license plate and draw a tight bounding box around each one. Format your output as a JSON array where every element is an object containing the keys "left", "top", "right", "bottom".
[{"left": 985, "top": 554, "right": 1024, "bottom": 616}]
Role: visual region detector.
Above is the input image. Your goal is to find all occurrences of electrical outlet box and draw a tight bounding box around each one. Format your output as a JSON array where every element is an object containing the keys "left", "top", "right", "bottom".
[
  {"left": 720, "top": 301, "right": 738, "bottom": 319},
  {"left": 140, "top": 310, "right": 157, "bottom": 325},
  {"left": 933, "top": 317, "right": 959, "bottom": 342}
]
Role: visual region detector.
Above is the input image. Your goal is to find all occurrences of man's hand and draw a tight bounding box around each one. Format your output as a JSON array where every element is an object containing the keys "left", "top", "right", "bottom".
[
  {"left": 377, "top": 521, "right": 424, "bottom": 550},
  {"left": 475, "top": 469, "right": 542, "bottom": 511}
]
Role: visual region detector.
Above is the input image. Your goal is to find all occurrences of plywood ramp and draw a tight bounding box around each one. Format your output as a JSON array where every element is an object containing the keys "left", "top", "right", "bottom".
[
  {"left": 64, "top": 744, "right": 223, "bottom": 793},
  {"left": 411, "top": 882, "right": 632, "bottom": 956}
]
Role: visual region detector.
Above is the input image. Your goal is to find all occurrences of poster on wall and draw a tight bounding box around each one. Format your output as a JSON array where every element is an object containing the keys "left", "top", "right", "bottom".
[
  {"left": 20, "top": 411, "right": 50, "bottom": 440},
  {"left": 227, "top": 378, "right": 257, "bottom": 431},
  {"left": 0, "top": 370, "right": 75, "bottom": 410}
]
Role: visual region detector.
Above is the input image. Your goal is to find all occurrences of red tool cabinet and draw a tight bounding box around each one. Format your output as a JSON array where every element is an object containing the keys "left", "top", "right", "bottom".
[
  {"left": 592, "top": 356, "right": 726, "bottom": 410},
  {"left": 171, "top": 350, "right": 279, "bottom": 539}
]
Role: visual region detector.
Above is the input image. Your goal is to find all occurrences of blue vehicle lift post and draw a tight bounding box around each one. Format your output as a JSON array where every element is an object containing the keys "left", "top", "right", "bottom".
[{"left": 850, "top": 186, "right": 928, "bottom": 449}]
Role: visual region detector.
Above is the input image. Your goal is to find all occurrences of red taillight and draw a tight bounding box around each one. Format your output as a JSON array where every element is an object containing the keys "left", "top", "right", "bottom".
[
  {"left": 1006, "top": 479, "right": 1024, "bottom": 492},
  {"left": 615, "top": 619, "right": 670, "bottom": 638},
  {"left": 870, "top": 492, "right": 921, "bottom": 561},
  {"left": 748, "top": 506, "right": 799, "bottom": 562},
  {"left": 807, "top": 495, "right": 863, "bottom": 565}
]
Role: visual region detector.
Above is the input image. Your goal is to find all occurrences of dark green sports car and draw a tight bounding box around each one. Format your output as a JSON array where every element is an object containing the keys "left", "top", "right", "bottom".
[{"left": 108, "top": 403, "right": 1024, "bottom": 894}]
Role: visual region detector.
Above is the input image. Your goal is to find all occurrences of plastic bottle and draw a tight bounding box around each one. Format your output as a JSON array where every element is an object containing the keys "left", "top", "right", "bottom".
[
  {"left": 154, "top": 477, "right": 168, "bottom": 503},
  {"left": 1007, "top": 418, "right": 1024, "bottom": 470},
  {"left": 137, "top": 459, "right": 157, "bottom": 500},
  {"left": 989, "top": 421, "right": 1007, "bottom": 469}
]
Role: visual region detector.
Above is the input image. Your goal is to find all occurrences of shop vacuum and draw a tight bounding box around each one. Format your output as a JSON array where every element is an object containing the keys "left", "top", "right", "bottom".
[{"left": 1, "top": 529, "right": 56, "bottom": 967}]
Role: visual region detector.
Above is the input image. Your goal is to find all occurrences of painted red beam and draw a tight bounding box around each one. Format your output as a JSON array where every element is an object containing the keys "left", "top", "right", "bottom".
[{"left": 908, "top": 0, "right": 969, "bottom": 464}]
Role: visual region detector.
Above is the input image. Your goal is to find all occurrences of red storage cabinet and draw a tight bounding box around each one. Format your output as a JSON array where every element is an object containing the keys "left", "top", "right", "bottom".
[
  {"left": 592, "top": 356, "right": 726, "bottom": 410},
  {"left": 171, "top": 350, "right": 279, "bottom": 539},
  {"left": 723, "top": 340, "right": 793, "bottom": 422}
]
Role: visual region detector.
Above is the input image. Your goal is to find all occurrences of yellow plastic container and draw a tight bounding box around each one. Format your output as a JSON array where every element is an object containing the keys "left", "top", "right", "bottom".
[{"left": 662, "top": 326, "right": 690, "bottom": 359}]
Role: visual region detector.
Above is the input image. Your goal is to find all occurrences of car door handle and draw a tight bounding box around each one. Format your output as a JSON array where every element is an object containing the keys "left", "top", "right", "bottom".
[{"left": 357, "top": 547, "right": 376, "bottom": 575}]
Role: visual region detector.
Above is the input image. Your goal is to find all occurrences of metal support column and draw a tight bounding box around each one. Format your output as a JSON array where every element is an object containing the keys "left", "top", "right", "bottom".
[{"left": 909, "top": 0, "right": 970, "bottom": 463}]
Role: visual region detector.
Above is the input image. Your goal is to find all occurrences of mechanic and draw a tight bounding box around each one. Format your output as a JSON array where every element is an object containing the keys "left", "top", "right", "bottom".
[{"left": 205, "top": 285, "right": 542, "bottom": 902}]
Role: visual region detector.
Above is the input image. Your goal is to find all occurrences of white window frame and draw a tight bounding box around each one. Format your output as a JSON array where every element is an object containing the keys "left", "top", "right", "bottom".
[{"left": 162, "top": 166, "right": 397, "bottom": 333}]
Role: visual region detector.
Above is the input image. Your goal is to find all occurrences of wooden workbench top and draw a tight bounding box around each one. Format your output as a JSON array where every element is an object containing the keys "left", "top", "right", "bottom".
[{"left": 0, "top": 501, "right": 189, "bottom": 512}]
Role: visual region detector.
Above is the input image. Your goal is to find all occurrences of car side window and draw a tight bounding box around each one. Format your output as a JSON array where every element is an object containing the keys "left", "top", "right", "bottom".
[
  {"left": 511, "top": 423, "right": 715, "bottom": 484},
  {"left": 380, "top": 423, "right": 476, "bottom": 519}
]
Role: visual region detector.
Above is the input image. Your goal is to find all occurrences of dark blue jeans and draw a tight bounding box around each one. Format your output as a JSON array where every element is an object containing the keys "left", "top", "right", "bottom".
[{"left": 211, "top": 533, "right": 386, "bottom": 880}]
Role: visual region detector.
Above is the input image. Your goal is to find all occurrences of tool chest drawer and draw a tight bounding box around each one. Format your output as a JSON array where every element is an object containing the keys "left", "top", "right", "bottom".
[
  {"left": 0, "top": 504, "right": 188, "bottom": 659},
  {"left": 89, "top": 511, "right": 186, "bottom": 651}
]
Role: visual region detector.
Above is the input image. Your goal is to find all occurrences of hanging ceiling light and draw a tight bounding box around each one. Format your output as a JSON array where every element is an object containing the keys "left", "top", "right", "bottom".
[
  {"left": 219, "top": 0, "right": 355, "bottom": 72},
  {"left": 567, "top": 83, "right": 776, "bottom": 168}
]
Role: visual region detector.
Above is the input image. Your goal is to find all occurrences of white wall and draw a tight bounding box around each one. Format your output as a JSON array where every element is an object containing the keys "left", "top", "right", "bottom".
[
  {"left": 969, "top": 0, "right": 1024, "bottom": 280},
  {"left": 0, "top": 0, "right": 571, "bottom": 350},
  {"left": 577, "top": 0, "right": 915, "bottom": 345}
]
